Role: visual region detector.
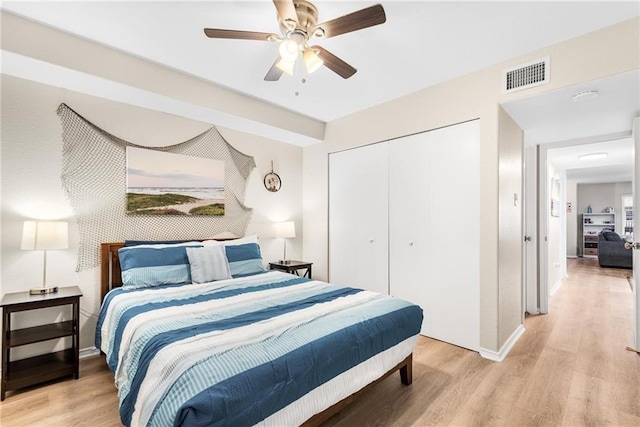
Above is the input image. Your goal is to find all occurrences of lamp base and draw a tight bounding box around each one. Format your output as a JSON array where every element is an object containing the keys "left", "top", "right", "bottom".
[
  {"left": 279, "top": 260, "right": 292, "bottom": 265},
  {"left": 29, "top": 286, "right": 59, "bottom": 295}
]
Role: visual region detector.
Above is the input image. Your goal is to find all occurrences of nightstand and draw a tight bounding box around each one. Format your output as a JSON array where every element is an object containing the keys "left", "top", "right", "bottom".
[
  {"left": 269, "top": 261, "right": 313, "bottom": 279},
  {"left": 1, "top": 286, "right": 82, "bottom": 400}
]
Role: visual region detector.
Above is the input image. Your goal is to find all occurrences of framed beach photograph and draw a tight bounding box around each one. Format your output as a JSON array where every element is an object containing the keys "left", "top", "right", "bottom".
[{"left": 126, "top": 147, "right": 225, "bottom": 216}]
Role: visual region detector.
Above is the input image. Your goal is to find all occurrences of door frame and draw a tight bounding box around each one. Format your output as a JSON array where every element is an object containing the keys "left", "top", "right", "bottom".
[
  {"left": 534, "top": 131, "right": 632, "bottom": 314},
  {"left": 632, "top": 117, "right": 639, "bottom": 350},
  {"left": 523, "top": 144, "right": 539, "bottom": 315}
]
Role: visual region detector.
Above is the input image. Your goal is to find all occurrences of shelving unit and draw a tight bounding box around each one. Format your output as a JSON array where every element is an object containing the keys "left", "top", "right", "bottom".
[
  {"left": 581, "top": 213, "right": 615, "bottom": 257},
  {"left": 623, "top": 194, "right": 633, "bottom": 237},
  {"left": 1, "top": 286, "right": 82, "bottom": 400}
]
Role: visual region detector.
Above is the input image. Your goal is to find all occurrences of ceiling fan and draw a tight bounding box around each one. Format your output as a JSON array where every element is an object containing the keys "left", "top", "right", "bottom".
[{"left": 203, "top": 0, "right": 386, "bottom": 81}]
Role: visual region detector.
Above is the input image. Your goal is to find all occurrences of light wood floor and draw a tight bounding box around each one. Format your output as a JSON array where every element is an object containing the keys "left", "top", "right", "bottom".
[{"left": 1, "top": 258, "right": 637, "bottom": 426}]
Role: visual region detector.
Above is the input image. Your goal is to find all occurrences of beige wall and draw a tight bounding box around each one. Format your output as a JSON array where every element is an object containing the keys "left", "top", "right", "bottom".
[
  {"left": 303, "top": 18, "right": 639, "bottom": 353},
  {"left": 0, "top": 75, "right": 304, "bottom": 354},
  {"left": 498, "top": 106, "right": 523, "bottom": 345}
]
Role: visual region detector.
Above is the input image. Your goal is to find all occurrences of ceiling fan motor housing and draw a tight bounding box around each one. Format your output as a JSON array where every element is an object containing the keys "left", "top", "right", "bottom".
[{"left": 280, "top": 0, "right": 320, "bottom": 38}]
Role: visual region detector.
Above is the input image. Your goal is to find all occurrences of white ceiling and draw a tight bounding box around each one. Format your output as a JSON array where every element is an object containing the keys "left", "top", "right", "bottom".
[
  {"left": 2, "top": 0, "right": 639, "bottom": 123},
  {"left": 503, "top": 70, "right": 639, "bottom": 183},
  {"left": 548, "top": 138, "right": 634, "bottom": 184}
]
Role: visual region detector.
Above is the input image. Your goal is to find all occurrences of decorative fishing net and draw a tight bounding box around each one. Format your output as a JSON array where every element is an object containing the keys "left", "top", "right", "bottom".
[{"left": 57, "top": 104, "right": 255, "bottom": 271}]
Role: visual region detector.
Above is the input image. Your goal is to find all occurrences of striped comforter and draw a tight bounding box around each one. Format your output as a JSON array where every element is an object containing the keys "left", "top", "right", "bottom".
[{"left": 96, "top": 271, "right": 423, "bottom": 427}]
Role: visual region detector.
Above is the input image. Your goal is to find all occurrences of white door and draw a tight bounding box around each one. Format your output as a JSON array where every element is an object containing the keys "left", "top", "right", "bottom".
[
  {"left": 388, "top": 132, "right": 431, "bottom": 330},
  {"left": 329, "top": 143, "right": 389, "bottom": 294},
  {"left": 632, "top": 118, "right": 640, "bottom": 350},
  {"left": 389, "top": 121, "right": 480, "bottom": 351}
]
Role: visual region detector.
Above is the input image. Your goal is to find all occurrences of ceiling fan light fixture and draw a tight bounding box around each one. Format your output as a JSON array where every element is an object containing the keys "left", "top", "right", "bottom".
[
  {"left": 276, "top": 58, "right": 296, "bottom": 76},
  {"left": 278, "top": 39, "right": 299, "bottom": 62},
  {"left": 303, "top": 48, "right": 323, "bottom": 73}
]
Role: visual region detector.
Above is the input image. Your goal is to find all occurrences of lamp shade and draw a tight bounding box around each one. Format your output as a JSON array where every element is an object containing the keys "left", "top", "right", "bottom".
[
  {"left": 274, "top": 221, "right": 296, "bottom": 239},
  {"left": 21, "top": 220, "right": 68, "bottom": 250},
  {"left": 276, "top": 58, "right": 296, "bottom": 76},
  {"left": 303, "top": 48, "right": 323, "bottom": 74}
]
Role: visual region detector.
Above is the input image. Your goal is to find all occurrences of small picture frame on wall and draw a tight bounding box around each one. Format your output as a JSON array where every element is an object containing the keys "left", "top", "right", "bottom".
[
  {"left": 263, "top": 161, "right": 281, "bottom": 192},
  {"left": 264, "top": 172, "right": 281, "bottom": 192}
]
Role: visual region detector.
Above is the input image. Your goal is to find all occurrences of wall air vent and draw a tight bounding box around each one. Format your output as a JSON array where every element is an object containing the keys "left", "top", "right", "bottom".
[{"left": 502, "top": 56, "right": 550, "bottom": 93}]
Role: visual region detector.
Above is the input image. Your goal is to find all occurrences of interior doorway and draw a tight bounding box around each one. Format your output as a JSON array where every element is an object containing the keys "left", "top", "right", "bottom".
[{"left": 501, "top": 70, "right": 638, "bottom": 331}]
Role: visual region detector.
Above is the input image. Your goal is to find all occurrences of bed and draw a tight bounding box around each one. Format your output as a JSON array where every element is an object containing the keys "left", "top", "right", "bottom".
[{"left": 98, "top": 238, "right": 423, "bottom": 426}]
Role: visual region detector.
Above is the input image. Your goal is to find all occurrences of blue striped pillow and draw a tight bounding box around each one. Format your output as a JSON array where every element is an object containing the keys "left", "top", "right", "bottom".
[
  {"left": 224, "top": 243, "right": 266, "bottom": 277},
  {"left": 186, "top": 246, "right": 232, "bottom": 283},
  {"left": 118, "top": 244, "right": 202, "bottom": 288}
]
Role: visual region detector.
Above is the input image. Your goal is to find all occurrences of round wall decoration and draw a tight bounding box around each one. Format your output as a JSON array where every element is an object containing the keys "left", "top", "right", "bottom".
[{"left": 264, "top": 161, "right": 281, "bottom": 192}]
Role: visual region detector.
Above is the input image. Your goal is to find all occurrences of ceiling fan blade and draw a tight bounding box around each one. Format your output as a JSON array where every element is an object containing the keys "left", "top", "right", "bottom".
[
  {"left": 313, "top": 46, "right": 357, "bottom": 79},
  {"left": 273, "top": 0, "right": 298, "bottom": 26},
  {"left": 204, "top": 28, "right": 277, "bottom": 41},
  {"left": 315, "top": 4, "right": 386, "bottom": 39},
  {"left": 264, "top": 58, "right": 284, "bottom": 81}
]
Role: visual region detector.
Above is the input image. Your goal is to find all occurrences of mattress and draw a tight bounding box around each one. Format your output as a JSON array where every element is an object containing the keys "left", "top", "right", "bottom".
[{"left": 96, "top": 270, "right": 423, "bottom": 426}]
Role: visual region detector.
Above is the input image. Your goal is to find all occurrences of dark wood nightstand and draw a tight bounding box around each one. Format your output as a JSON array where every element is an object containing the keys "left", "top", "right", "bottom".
[
  {"left": 269, "top": 261, "right": 313, "bottom": 279},
  {"left": 1, "top": 286, "right": 82, "bottom": 400}
]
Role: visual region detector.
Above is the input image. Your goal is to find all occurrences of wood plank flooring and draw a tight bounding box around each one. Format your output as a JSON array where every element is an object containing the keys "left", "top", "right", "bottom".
[{"left": 1, "top": 258, "right": 637, "bottom": 426}]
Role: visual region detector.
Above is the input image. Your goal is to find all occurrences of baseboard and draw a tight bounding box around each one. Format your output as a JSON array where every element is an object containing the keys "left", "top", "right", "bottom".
[
  {"left": 79, "top": 346, "right": 101, "bottom": 359},
  {"left": 549, "top": 278, "right": 564, "bottom": 296},
  {"left": 479, "top": 324, "right": 525, "bottom": 362}
]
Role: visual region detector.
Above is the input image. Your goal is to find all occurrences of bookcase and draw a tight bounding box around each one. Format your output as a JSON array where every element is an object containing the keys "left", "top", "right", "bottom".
[{"left": 581, "top": 213, "right": 615, "bottom": 257}]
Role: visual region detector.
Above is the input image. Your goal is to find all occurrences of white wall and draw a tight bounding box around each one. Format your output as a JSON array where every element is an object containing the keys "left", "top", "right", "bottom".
[
  {"left": 566, "top": 180, "right": 578, "bottom": 257},
  {"left": 547, "top": 161, "right": 566, "bottom": 294},
  {"left": 0, "top": 75, "right": 303, "bottom": 355}
]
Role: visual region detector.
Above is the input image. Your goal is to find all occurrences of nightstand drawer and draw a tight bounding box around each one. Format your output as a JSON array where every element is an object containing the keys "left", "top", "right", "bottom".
[{"left": 584, "top": 248, "right": 598, "bottom": 255}]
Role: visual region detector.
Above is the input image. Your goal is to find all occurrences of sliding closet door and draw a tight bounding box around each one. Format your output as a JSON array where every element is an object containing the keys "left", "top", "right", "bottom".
[
  {"left": 389, "top": 120, "right": 480, "bottom": 351},
  {"left": 329, "top": 143, "right": 389, "bottom": 294}
]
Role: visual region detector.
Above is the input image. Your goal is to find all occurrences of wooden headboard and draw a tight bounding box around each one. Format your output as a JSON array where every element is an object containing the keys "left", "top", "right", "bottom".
[
  {"left": 100, "top": 239, "right": 236, "bottom": 301},
  {"left": 100, "top": 242, "right": 126, "bottom": 301}
]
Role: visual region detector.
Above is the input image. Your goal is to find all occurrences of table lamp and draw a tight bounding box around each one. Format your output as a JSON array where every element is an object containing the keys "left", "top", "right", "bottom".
[
  {"left": 274, "top": 221, "right": 295, "bottom": 264},
  {"left": 21, "top": 220, "right": 68, "bottom": 295}
]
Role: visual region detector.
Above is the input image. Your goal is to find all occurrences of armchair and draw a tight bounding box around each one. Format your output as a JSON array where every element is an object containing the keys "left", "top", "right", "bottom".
[{"left": 598, "top": 232, "right": 632, "bottom": 269}]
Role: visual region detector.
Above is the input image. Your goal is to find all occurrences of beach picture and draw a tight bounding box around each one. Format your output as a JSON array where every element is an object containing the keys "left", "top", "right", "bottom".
[{"left": 126, "top": 147, "right": 225, "bottom": 216}]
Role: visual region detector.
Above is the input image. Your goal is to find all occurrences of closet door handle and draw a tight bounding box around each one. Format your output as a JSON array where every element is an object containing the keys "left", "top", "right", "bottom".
[
  {"left": 368, "top": 238, "right": 374, "bottom": 243},
  {"left": 408, "top": 241, "right": 414, "bottom": 246}
]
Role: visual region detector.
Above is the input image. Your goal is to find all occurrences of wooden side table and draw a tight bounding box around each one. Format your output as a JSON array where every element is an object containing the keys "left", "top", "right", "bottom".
[
  {"left": 1, "top": 286, "right": 82, "bottom": 400},
  {"left": 269, "top": 261, "right": 313, "bottom": 279}
]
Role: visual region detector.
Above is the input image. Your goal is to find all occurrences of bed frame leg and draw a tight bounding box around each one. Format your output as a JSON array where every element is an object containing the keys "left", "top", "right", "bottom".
[{"left": 400, "top": 353, "right": 413, "bottom": 385}]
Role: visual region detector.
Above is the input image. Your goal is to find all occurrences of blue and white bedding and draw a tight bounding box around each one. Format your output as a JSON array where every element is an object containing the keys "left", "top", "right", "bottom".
[{"left": 96, "top": 270, "right": 423, "bottom": 427}]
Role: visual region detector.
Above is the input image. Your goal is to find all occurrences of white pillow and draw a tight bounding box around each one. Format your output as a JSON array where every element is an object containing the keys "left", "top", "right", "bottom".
[
  {"left": 205, "top": 231, "right": 238, "bottom": 240},
  {"left": 221, "top": 234, "right": 259, "bottom": 246},
  {"left": 123, "top": 241, "right": 201, "bottom": 249},
  {"left": 186, "top": 246, "right": 232, "bottom": 283},
  {"left": 203, "top": 233, "right": 259, "bottom": 247}
]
